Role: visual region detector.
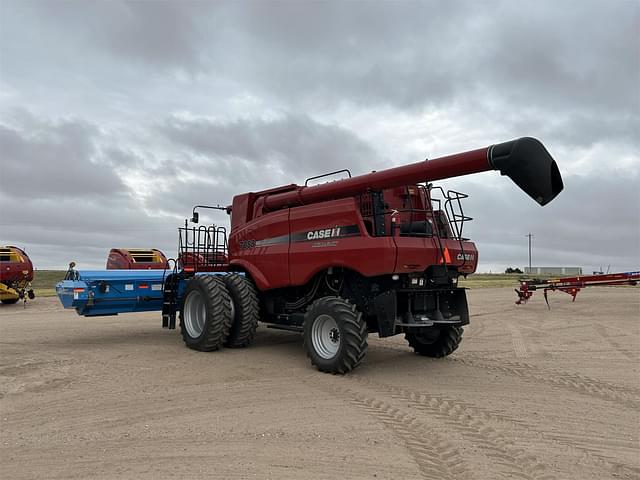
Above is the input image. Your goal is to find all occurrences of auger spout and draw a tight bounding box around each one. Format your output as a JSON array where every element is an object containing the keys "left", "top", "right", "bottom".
[{"left": 263, "top": 137, "right": 563, "bottom": 211}]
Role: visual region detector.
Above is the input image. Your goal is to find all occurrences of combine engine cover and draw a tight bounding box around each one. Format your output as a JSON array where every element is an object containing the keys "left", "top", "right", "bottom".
[
  {"left": 0, "top": 246, "right": 35, "bottom": 304},
  {"left": 106, "top": 249, "right": 168, "bottom": 270}
]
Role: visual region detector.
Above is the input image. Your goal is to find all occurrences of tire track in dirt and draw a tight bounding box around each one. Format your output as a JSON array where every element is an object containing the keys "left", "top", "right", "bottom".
[
  {"left": 347, "top": 376, "right": 556, "bottom": 480},
  {"left": 0, "top": 360, "right": 50, "bottom": 375},
  {"left": 505, "top": 323, "right": 529, "bottom": 358},
  {"left": 453, "top": 354, "right": 640, "bottom": 409},
  {"left": 593, "top": 325, "right": 638, "bottom": 362},
  {"left": 543, "top": 432, "right": 640, "bottom": 478},
  {"left": 351, "top": 374, "right": 639, "bottom": 479},
  {"left": 367, "top": 344, "right": 639, "bottom": 476},
  {"left": 0, "top": 357, "right": 77, "bottom": 397},
  {"left": 316, "top": 381, "right": 470, "bottom": 480},
  {"left": 372, "top": 343, "right": 639, "bottom": 403},
  {"left": 513, "top": 325, "right": 552, "bottom": 357},
  {"left": 375, "top": 343, "right": 639, "bottom": 408},
  {"left": 466, "top": 310, "right": 509, "bottom": 339},
  {"left": 359, "top": 354, "right": 536, "bottom": 429}
]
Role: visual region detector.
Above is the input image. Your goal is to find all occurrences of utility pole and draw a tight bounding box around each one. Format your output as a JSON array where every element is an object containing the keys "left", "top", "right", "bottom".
[{"left": 526, "top": 233, "right": 533, "bottom": 273}]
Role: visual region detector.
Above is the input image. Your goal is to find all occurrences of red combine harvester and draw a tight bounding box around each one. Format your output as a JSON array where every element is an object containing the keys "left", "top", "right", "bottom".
[
  {"left": 516, "top": 271, "right": 640, "bottom": 307},
  {"left": 106, "top": 248, "right": 168, "bottom": 270},
  {"left": 0, "top": 246, "right": 35, "bottom": 304},
  {"left": 59, "top": 137, "right": 563, "bottom": 373}
]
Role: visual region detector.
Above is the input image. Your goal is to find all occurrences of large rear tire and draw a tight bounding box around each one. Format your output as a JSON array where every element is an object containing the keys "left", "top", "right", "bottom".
[
  {"left": 180, "top": 275, "right": 232, "bottom": 351},
  {"left": 405, "top": 326, "right": 463, "bottom": 357},
  {"left": 1, "top": 298, "right": 19, "bottom": 305},
  {"left": 221, "top": 274, "right": 260, "bottom": 348},
  {"left": 303, "top": 296, "right": 368, "bottom": 374}
]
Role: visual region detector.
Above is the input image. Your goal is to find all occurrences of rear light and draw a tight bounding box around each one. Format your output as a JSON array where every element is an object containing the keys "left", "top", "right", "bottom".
[
  {"left": 73, "top": 288, "right": 85, "bottom": 293},
  {"left": 138, "top": 283, "right": 149, "bottom": 289}
]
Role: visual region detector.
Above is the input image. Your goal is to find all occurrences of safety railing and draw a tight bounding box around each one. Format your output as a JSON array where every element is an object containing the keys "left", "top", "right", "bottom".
[{"left": 178, "top": 222, "right": 228, "bottom": 272}]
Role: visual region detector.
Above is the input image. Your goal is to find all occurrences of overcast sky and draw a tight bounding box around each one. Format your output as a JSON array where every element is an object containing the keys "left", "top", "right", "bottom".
[{"left": 1, "top": 0, "right": 638, "bottom": 273}]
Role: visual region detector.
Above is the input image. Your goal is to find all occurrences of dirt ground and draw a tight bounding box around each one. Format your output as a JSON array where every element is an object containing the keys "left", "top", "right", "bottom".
[{"left": 1, "top": 287, "right": 638, "bottom": 480}]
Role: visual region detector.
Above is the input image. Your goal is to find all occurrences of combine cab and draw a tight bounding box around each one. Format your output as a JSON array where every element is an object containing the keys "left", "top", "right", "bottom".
[
  {"left": 106, "top": 248, "right": 168, "bottom": 270},
  {"left": 0, "top": 246, "right": 35, "bottom": 304}
]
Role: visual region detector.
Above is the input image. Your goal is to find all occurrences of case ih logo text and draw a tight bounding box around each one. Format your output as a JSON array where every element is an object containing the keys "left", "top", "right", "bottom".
[
  {"left": 457, "top": 253, "right": 475, "bottom": 261},
  {"left": 299, "top": 225, "right": 359, "bottom": 242},
  {"left": 307, "top": 227, "right": 342, "bottom": 241}
]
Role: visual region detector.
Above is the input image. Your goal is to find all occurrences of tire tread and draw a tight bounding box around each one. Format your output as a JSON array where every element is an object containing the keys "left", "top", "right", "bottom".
[
  {"left": 180, "top": 275, "right": 232, "bottom": 352},
  {"left": 222, "top": 274, "right": 260, "bottom": 348},
  {"left": 303, "top": 296, "right": 368, "bottom": 374},
  {"left": 406, "top": 326, "right": 463, "bottom": 357}
]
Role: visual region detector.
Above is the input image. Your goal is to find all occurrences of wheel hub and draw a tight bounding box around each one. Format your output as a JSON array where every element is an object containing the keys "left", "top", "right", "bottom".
[
  {"left": 183, "top": 290, "right": 207, "bottom": 338},
  {"left": 311, "top": 314, "right": 341, "bottom": 359},
  {"left": 329, "top": 328, "right": 340, "bottom": 343}
]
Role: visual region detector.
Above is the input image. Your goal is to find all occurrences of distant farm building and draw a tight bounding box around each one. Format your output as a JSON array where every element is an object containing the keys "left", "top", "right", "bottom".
[{"left": 524, "top": 267, "right": 583, "bottom": 276}]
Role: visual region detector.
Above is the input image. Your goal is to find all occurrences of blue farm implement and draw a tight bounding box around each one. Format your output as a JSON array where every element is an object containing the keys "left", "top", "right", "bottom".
[{"left": 57, "top": 269, "right": 169, "bottom": 316}]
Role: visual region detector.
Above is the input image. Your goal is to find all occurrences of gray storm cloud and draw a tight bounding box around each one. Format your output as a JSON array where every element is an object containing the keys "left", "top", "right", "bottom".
[
  {"left": 158, "top": 114, "right": 377, "bottom": 175},
  {"left": 0, "top": 0, "right": 638, "bottom": 271},
  {"left": 0, "top": 112, "right": 126, "bottom": 198}
]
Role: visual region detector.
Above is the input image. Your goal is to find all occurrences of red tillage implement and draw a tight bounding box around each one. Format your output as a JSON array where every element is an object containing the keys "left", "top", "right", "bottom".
[{"left": 515, "top": 271, "right": 640, "bottom": 307}]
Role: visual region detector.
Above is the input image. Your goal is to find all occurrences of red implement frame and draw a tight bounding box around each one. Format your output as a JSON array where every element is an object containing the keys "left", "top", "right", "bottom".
[{"left": 515, "top": 271, "right": 640, "bottom": 308}]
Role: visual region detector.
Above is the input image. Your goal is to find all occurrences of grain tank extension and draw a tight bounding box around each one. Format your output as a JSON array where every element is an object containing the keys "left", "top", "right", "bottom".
[{"left": 58, "top": 137, "right": 563, "bottom": 374}]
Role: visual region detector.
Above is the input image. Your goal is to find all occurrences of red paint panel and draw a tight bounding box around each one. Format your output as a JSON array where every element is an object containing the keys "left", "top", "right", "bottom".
[
  {"left": 229, "top": 209, "right": 290, "bottom": 290},
  {"left": 288, "top": 198, "right": 396, "bottom": 285},
  {"left": 264, "top": 147, "right": 489, "bottom": 211},
  {"left": 106, "top": 249, "right": 168, "bottom": 270},
  {"left": 393, "top": 237, "right": 478, "bottom": 273},
  {"left": 0, "top": 246, "right": 34, "bottom": 283}
]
